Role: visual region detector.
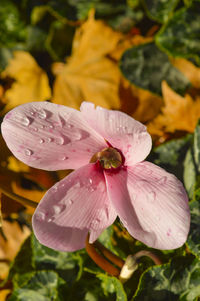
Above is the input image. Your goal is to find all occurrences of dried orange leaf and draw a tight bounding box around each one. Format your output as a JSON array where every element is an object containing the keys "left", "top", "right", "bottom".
[
  {"left": 148, "top": 81, "right": 200, "bottom": 136},
  {"left": 0, "top": 220, "right": 30, "bottom": 278},
  {"left": 2, "top": 51, "right": 51, "bottom": 112},
  {"left": 172, "top": 58, "right": 200, "bottom": 89},
  {"left": 52, "top": 12, "right": 122, "bottom": 110}
]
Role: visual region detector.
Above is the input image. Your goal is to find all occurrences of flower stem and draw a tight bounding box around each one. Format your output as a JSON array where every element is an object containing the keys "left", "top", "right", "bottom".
[
  {"left": 94, "top": 240, "right": 124, "bottom": 268},
  {"left": 0, "top": 186, "right": 38, "bottom": 208},
  {"left": 85, "top": 234, "right": 121, "bottom": 276}
]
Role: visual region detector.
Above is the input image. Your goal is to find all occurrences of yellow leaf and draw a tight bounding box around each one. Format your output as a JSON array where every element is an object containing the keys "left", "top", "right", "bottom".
[
  {"left": 2, "top": 51, "right": 51, "bottom": 112},
  {"left": 0, "top": 220, "right": 30, "bottom": 278},
  {"left": 7, "top": 156, "right": 29, "bottom": 173},
  {"left": 52, "top": 11, "right": 122, "bottom": 109},
  {"left": 172, "top": 58, "right": 200, "bottom": 89},
  {"left": 148, "top": 81, "right": 200, "bottom": 136}
]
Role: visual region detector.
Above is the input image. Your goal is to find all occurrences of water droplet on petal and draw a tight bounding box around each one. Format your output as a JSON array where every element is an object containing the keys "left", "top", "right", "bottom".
[
  {"left": 90, "top": 218, "right": 100, "bottom": 230},
  {"left": 33, "top": 127, "right": 38, "bottom": 132},
  {"left": 24, "top": 149, "right": 33, "bottom": 156},
  {"left": 46, "top": 137, "right": 53, "bottom": 143},
  {"left": 67, "top": 199, "right": 73, "bottom": 206},
  {"left": 52, "top": 186, "right": 58, "bottom": 192},
  {"left": 56, "top": 137, "right": 64, "bottom": 145},
  {"left": 148, "top": 191, "right": 156, "bottom": 202},
  {"left": 53, "top": 205, "right": 61, "bottom": 215},
  {"left": 89, "top": 178, "right": 93, "bottom": 184},
  {"left": 40, "top": 125, "right": 44, "bottom": 129},
  {"left": 39, "top": 138, "right": 44, "bottom": 144},
  {"left": 17, "top": 115, "right": 31, "bottom": 126},
  {"left": 49, "top": 124, "right": 54, "bottom": 129},
  {"left": 36, "top": 211, "right": 45, "bottom": 221},
  {"left": 38, "top": 109, "right": 47, "bottom": 119},
  {"left": 158, "top": 176, "right": 167, "bottom": 184},
  {"left": 30, "top": 111, "right": 34, "bottom": 116},
  {"left": 67, "top": 124, "right": 73, "bottom": 128},
  {"left": 59, "top": 156, "right": 68, "bottom": 161}
]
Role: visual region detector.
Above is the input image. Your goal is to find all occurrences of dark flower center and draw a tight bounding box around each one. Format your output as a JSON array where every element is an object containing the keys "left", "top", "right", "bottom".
[{"left": 90, "top": 147, "right": 122, "bottom": 169}]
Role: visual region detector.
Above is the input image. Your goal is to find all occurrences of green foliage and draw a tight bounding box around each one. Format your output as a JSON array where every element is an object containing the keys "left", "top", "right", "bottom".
[
  {"left": 187, "top": 190, "right": 200, "bottom": 259},
  {"left": 120, "top": 42, "right": 190, "bottom": 96},
  {"left": 133, "top": 256, "right": 200, "bottom": 301},
  {"left": 148, "top": 134, "right": 192, "bottom": 182},
  {"left": 0, "top": 0, "right": 27, "bottom": 48},
  {"left": 8, "top": 271, "right": 66, "bottom": 301},
  {"left": 142, "top": 0, "right": 179, "bottom": 23},
  {"left": 156, "top": 2, "right": 200, "bottom": 66}
]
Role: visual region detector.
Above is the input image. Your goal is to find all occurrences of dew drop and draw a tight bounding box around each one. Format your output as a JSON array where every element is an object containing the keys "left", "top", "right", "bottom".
[
  {"left": 17, "top": 115, "right": 31, "bottom": 126},
  {"left": 53, "top": 205, "right": 62, "bottom": 215},
  {"left": 148, "top": 191, "right": 156, "bottom": 202},
  {"left": 49, "top": 124, "right": 54, "bottom": 129},
  {"left": 90, "top": 218, "right": 100, "bottom": 229},
  {"left": 67, "top": 199, "right": 73, "bottom": 206},
  {"left": 36, "top": 211, "right": 45, "bottom": 221},
  {"left": 39, "top": 138, "right": 44, "bottom": 144},
  {"left": 38, "top": 109, "right": 47, "bottom": 119},
  {"left": 67, "top": 124, "right": 73, "bottom": 128},
  {"left": 46, "top": 137, "right": 53, "bottom": 143},
  {"left": 56, "top": 137, "right": 64, "bottom": 145},
  {"left": 89, "top": 178, "right": 93, "bottom": 184},
  {"left": 24, "top": 149, "right": 33, "bottom": 156},
  {"left": 30, "top": 111, "right": 34, "bottom": 116},
  {"left": 40, "top": 125, "right": 44, "bottom": 129},
  {"left": 158, "top": 176, "right": 167, "bottom": 185},
  {"left": 32, "top": 127, "right": 38, "bottom": 132},
  {"left": 59, "top": 156, "right": 68, "bottom": 161}
]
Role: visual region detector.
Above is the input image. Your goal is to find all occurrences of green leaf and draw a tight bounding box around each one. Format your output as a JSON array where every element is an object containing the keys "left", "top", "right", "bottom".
[
  {"left": 142, "top": 0, "right": 179, "bottom": 23},
  {"left": 97, "top": 274, "right": 127, "bottom": 301},
  {"left": 133, "top": 256, "right": 200, "bottom": 300},
  {"left": 0, "top": 0, "right": 27, "bottom": 48},
  {"left": 193, "top": 120, "right": 200, "bottom": 172},
  {"left": 8, "top": 270, "right": 66, "bottom": 301},
  {"left": 120, "top": 42, "right": 190, "bottom": 96},
  {"left": 156, "top": 2, "right": 200, "bottom": 66},
  {"left": 187, "top": 199, "right": 200, "bottom": 259},
  {"left": 32, "top": 234, "right": 83, "bottom": 283},
  {"left": 148, "top": 134, "right": 192, "bottom": 182},
  {"left": 0, "top": 48, "right": 13, "bottom": 72},
  {"left": 7, "top": 235, "right": 33, "bottom": 281},
  {"left": 183, "top": 148, "right": 197, "bottom": 199}
]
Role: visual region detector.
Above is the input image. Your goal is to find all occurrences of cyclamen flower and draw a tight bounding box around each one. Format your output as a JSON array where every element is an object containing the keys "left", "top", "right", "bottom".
[{"left": 1, "top": 102, "right": 190, "bottom": 251}]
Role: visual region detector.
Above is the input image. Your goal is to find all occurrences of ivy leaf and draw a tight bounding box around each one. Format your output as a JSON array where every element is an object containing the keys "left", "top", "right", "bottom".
[
  {"left": 0, "top": 48, "right": 13, "bottom": 72},
  {"left": 120, "top": 42, "right": 190, "bottom": 96},
  {"left": 187, "top": 196, "right": 200, "bottom": 259},
  {"left": 142, "top": 0, "right": 179, "bottom": 23},
  {"left": 97, "top": 274, "right": 127, "bottom": 301},
  {"left": 183, "top": 148, "right": 197, "bottom": 199},
  {"left": 156, "top": 2, "right": 200, "bottom": 66},
  {"left": 133, "top": 256, "right": 200, "bottom": 300},
  {"left": 148, "top": 134, "right": 192, "bottom": 182},
  {"left": 0, "top": 0, "right": 27, "bottom": 48},
  {"left": 8, "top": 270, "right": 67, "bottom": 301},
  {"left": 32, "top": 234, "right": 83, "bottom": 284}
]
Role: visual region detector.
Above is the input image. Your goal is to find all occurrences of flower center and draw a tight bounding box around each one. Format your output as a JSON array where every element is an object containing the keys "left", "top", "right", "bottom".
[{"left": 90, "top": 147, "right": 122, "bottom": 169}]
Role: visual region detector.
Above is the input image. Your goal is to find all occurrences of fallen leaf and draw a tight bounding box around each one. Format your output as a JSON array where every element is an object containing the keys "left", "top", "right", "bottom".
[
  {"left": 148, "top": 81, "right": 200, "bottom": 136},
  {"left": 0, "top": 220, "right": 30, "bottom": 279},
  {"left": 2, "top": 51, "right": 51, "bottom": 112},
  {"left": 52, "top": 10, "right": 122, "bottom": 110},
  {"left": 172, "top": 58, "right": 200, "bottom": 89}
]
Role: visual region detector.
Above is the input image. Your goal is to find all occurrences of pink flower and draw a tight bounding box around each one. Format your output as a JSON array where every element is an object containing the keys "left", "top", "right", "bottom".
[{"left": 1, "top": 102, "right": 190, "bottom": 251}]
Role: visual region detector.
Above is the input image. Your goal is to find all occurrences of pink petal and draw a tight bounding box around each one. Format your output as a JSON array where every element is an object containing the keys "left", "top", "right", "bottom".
[
  {"left": 32, "top": 163, "right": 117, "bottom": 251},
  {"left": 105, "top": 162, "right": 190, "bottom": 250},
  {"left": 80, "top": 102, "right": 152, "bottom": 166},
  {"left": 1, "top": 102, "right": 106, "bottom": 170}
]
